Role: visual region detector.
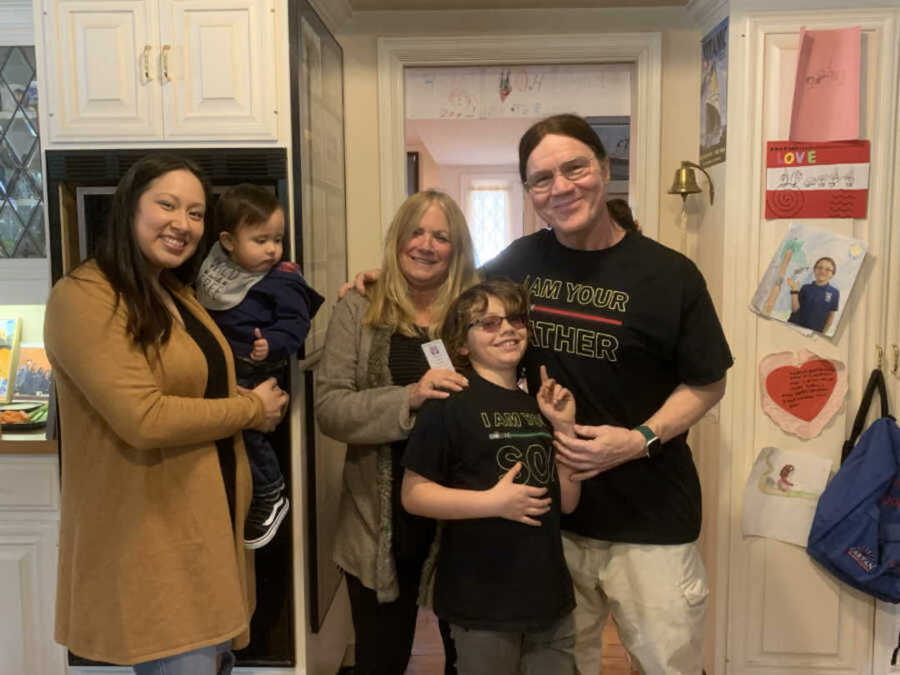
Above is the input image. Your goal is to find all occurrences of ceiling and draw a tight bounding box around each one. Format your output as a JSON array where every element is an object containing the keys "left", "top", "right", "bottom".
[
  {"left": 407, "top": 118, "right": 537, "bottom": 166},
  {"left": 350, "top": 0, "right": 686, "bottom": 9}
]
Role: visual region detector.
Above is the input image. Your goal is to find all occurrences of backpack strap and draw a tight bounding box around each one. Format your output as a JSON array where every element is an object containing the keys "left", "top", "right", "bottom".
[{"left": 841, "top": 368, "right": 890, "bottom": 464}]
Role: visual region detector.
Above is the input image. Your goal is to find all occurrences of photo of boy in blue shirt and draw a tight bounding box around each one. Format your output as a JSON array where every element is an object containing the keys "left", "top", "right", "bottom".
[{"left": 787, "top": 256, "right": 839, "bottom": 333}]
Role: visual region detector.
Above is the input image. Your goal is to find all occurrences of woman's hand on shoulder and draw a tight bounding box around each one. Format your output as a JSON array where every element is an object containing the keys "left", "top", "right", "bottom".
[
  {"left": 250, "top": 377, "right": 289, "bottom": 432},
  {"left": 337, "top": 268, "right": 381, "bottom": 299},
  {"left": 408, "top": 368, "right": 469, "bottom": 410}
]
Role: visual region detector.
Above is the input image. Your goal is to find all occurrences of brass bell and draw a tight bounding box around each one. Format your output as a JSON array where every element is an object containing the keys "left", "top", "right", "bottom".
[{"left": 668, "top": 160, "right": 714, "bottom": 205}]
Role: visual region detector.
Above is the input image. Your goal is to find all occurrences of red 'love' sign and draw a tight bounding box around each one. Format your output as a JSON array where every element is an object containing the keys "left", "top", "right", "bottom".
[{"left": 765, "top": 359, "right": 838, "bottom": 422}]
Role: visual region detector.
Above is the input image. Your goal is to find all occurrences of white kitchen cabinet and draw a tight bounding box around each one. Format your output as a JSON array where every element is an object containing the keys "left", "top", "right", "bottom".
[
  {"left": 0, "top": 454, "right": 64, "bottom": 675},
  {"left": 40, "top": 0, "right": 277, "bottom": 143}
]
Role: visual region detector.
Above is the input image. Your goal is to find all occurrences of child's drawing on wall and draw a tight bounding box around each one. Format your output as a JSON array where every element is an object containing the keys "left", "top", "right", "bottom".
[
  {"left": 750, "top": 223, "right": 866, "bottom": 337},
  {"left": 742, "top": 446, "right": 833, "bottom": 546}
]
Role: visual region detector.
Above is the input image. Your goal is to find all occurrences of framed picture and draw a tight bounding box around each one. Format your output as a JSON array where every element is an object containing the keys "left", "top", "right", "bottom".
[
  {"left": 700, "top": 17, "right": 728, "bottom": 167},
  {"left": 0, "top": 318, "right": 23, "bottom": 403},
  {"left": 585, "top": 115, "right": 630, "bottom": 194},
  {"left": 14, "top": 343, "right": 52, "bottom": 400}
]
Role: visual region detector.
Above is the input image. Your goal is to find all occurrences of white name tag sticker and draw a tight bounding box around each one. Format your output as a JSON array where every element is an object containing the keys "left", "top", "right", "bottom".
[{"left": 421, "top": 339, "right": 454, "bottom": 370}]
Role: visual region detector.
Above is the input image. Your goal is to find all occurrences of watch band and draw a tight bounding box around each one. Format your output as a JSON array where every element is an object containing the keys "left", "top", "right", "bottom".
[{"left": 634, "top": 424, "right": 661, "bottom": 458}]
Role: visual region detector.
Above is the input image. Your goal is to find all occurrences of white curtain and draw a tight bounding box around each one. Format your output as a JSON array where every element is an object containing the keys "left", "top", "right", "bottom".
[{"left": 461, "top": 174, "right": 522, "bottom": 266}]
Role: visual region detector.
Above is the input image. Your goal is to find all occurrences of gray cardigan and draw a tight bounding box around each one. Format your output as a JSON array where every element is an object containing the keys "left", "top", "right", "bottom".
[{"left": 315, "top": 291, "right": 417, "bottom": 603}]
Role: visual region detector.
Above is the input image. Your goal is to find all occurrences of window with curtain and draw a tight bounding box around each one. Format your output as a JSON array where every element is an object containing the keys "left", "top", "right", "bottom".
[{"left": 462, "top": 175, "right": 522, "bottom": 267}]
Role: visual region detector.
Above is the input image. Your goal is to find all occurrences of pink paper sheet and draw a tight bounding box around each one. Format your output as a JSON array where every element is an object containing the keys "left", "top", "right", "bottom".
[{"left": 789, "top": 26, "right": 861, "bottom": 142}]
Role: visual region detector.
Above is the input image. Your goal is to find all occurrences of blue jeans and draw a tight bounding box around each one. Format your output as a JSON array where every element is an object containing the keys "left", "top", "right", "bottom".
[
  {"left": 133, "top": 641, "right": 234, "bottom": 674},
  {"left": 236, "top": 357, "right": 286, "bottom": 496}
]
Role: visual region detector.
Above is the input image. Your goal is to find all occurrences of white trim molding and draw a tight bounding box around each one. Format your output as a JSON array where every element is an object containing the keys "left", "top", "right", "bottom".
[
  {"left": 307, "top": 0, "right": 353, "bottom": 35},
  {"left": 685, "top": 0, "right": 730, "bottom": 33},
  {"left": 0, "top": 0, "right": 34, "bottom": 44},
  {"left": 376, "top": 32, "right": 663, "bottom": 240}
]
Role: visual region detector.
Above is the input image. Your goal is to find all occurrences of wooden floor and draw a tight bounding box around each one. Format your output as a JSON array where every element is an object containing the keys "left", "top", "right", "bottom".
[{"left": 406, "top": 608, "right": 639, "bottom": 674}]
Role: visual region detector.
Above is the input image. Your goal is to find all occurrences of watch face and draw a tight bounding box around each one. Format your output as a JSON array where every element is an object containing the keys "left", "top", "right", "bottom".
[{"left": 647, "top": 437, "right": 662, "bottom": 458}]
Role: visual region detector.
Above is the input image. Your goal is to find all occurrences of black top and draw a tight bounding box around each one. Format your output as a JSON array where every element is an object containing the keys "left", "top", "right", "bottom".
[
  {"left": 389, "top": 330, "right": 436, "bottom": 560},
  {"left": 403, "top": 371, "right": 575, "bottom": 631},
  {"left": 174, "top": 299, "right": 236, "bottom": 526},
  {"left": 482, "top": 229, "right": 733, "bottom": 544}
]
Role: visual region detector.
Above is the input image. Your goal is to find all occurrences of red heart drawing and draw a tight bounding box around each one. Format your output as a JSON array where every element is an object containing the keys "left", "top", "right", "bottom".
[{"left": 765, "top": 359, "right": 837, "bottom": 422}]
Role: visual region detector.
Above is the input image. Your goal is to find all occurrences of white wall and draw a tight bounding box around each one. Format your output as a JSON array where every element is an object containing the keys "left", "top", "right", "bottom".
[{"left": 406, "top": 140, "right": 440, "bottom": 190}]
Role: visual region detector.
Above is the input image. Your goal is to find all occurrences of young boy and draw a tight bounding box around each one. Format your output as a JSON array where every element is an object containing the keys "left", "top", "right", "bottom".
[
  {"left": 196, "top": 183, "right": 323, "bottom": 549},
  {"left": 786, "top": 255, "right": 840, "bottom": 333},
  {"left": 401, "top": 279, "right": 581, "bottom": 675}
]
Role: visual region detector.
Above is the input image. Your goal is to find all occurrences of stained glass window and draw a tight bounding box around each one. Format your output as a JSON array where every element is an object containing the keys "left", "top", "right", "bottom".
[{"left": 0, "top": 46, "right": 43, "bottom": 258}]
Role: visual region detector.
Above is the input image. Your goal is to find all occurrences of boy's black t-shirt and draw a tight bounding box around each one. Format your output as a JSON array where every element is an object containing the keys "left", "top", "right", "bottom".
[
  {"left": 481, "top": 228, "right": 734, "bottom": 544},
  {"left": 402, "top": 371, "right": 575, "bottom": 632}
]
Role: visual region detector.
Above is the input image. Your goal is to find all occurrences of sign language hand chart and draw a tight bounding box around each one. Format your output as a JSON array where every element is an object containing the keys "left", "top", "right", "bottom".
[{"left": 765, "top": 140, "right": 869, "bottom": 219}]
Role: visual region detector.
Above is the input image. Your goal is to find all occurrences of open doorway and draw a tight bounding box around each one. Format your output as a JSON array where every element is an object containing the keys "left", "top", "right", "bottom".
[
  {"left": 375, "top": 32, "right": 662, "bottom": 243},
  {"left": 372, "top": 33, "right": 662, "bottom": 673},
  {"left": 404, "top": 63, "right": 633, "bottom": 266},
  {"left": 401, "top": 62, "right": 640, "bottom": 675}
]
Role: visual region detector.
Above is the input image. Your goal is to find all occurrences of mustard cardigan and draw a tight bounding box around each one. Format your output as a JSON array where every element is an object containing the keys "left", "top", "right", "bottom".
[{"left": 45, "top": 261, "right": 266, "bottom": 665}]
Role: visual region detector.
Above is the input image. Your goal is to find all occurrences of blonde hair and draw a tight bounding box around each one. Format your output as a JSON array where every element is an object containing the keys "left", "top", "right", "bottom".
[{"left": 364, "top": 190, "right": 478, "bottom": 337}]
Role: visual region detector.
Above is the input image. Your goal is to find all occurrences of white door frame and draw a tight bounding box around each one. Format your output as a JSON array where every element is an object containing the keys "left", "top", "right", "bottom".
[{"left": 376, "top": 33, "right": 662, "bottom": 240}]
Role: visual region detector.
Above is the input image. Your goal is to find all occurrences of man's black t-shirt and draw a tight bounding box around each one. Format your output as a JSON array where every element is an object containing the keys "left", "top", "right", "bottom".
[
  {"left": 481, "top": 228, "right": 733, "bottom": 544},
  {"left": 402, "top": 371, "right": 575, "bottom": 632}
]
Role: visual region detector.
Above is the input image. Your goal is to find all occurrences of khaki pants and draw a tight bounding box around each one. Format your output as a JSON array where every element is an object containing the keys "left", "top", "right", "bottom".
[{"left": 561, "top": 531, "right": 709, "bottom": 675}]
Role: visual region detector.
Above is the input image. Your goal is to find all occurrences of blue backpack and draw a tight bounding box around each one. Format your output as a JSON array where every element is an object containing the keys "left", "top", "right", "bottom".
[{"left": 807, "top": 368, "right": 900, "bottom": 602}]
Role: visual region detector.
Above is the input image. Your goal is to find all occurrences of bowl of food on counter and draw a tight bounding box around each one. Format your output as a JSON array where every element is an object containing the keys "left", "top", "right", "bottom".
[{"left": 1, "top": 401, "right": 49, "bottom": 431}]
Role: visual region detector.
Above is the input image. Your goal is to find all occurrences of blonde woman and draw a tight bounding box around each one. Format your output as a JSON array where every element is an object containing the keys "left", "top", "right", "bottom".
[{"left": 316, "top": 190, "right": 477, "bottom": 674}]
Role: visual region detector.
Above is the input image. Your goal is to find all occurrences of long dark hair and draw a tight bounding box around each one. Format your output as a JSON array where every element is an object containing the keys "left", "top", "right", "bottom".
[
  {"left": 92, "top": 154, "right": 212, "bottom": 349},
  {"left": 518, "top": 113, "right": 608, "bottom": 183},
  {"left": 606, "top": 198, "right": 638, "bottom": 232}
]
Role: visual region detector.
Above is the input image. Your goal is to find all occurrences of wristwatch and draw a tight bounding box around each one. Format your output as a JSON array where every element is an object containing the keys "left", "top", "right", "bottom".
[{"left": 634, "top": 424, "right": 662, "bottom": 459}]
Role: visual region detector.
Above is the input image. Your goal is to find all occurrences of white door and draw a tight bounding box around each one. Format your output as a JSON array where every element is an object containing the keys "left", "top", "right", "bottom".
[
  {"left": 872, "top": 58, "right": 900, "bottom": 675},
  {"left": 45, "top": 0, "right": 162, "bottom": 141},
  {"left": 722, "top": 9, "right": 900, "bottom": 674},
  {"left": 884, "top": 89, "right": 900, "bottom": 436},
  {"left": 159, "top": 0, "right": 277, "bottom": 140}
]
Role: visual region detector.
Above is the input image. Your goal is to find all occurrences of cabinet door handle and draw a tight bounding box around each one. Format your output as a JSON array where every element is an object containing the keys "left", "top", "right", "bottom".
[
  {"left": 892, "top": 344, "right": 899, "bottom": 375},
  {"left": 161, "top": 45, "right": 172, "bottom": 82},
  {"left": 142, "top": 45, "right": 154, "bottom": 82}
]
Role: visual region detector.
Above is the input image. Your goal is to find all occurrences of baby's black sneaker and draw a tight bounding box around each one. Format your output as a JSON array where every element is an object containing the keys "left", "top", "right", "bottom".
[{"left": 244, "top": 493, "right": 289, "bottom": 549}]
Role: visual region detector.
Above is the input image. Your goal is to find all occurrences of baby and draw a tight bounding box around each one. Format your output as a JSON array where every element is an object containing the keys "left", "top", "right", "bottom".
[{"left": 197, "top": 183, "right": 323, "bottom": 549}]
